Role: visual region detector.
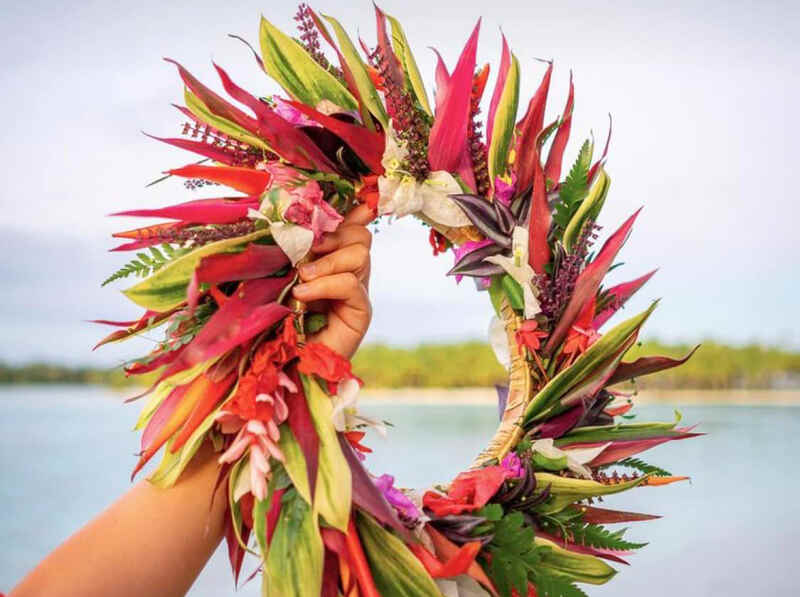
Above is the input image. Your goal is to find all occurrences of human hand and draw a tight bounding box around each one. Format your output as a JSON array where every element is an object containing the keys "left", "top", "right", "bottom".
[{"left": 291, "top": 204, "right": 374, "bottom": 360}]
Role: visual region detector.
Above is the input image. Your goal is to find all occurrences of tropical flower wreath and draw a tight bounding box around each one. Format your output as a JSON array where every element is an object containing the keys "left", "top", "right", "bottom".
[{"left": 97, "top": 5, "right": 701, "bottom": 597}]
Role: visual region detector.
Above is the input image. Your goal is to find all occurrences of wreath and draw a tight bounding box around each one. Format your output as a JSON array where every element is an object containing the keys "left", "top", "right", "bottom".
[{"left": 97, "top": 5, "right": 700, "bottom": 597}]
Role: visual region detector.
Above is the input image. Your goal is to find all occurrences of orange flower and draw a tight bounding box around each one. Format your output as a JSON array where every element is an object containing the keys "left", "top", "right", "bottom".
[{"left": 515, "top": 319, "right": 548, "bottom": 352}]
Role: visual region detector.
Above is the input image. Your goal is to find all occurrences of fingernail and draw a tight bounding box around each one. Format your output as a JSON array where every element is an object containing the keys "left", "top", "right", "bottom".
[
  {"left": 294, "top": 283, "right": 309, "bottom": 295},
  {"left": 299, "top": 263, "right": 316, "bottom": 278}
]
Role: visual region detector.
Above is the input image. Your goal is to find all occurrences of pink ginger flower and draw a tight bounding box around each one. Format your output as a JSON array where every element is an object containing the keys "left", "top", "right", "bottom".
[
  {"left": 500, "top": 452, "right": 525, "bottom": 478},
  {"left": 494, "top": 174, "right": 516, "bottom": 206},
  {"left": 217, "top": 372, "right": 295, "bottom": 501}
]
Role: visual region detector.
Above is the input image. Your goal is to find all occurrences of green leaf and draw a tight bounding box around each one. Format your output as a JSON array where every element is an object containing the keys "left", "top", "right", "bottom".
[
  {"left": 487, "top": 52, "right": 520, "bottom": 185},
  {"left": 553, "top": 140, "right": 593, "bottom": 231},
  {"left": 265, "top": 490, "right": 324, "bottom": 597},
  {"left": 103, "top": 244, "right": 192, "bottom": 287},
  {"left": 122, "top": 229, "right": 269, "bottom": 311},
  {"left": 486, "top": 511, "right": 541, "bottom": 597},
  {"left": 562, "top": 168, "right": 610, "bottom": 252},
  {"left": 502, "top": 274, "right": 525, "bottom": 312},
  {"left": 185, "top": 89, "right": 270, "bottom": 151},
  {"left": 523, "top": 302, "right": 658, "bottom": 425},
  {"left": 533, "top": 473, "right": 648, "bottom": 515},
  {"left": 386, "top": 14, "right": 432, "bottom": 116},
  {"left": 304, "top": 376, "right": 351, "bottom": 531},
  {"left": 555, "top": 411, "right": 683, "bottom": 445},
  {"left": 259, "top": 16, "right": 357, "bottom": 111},
  {"left": 276, "top": 423, "right": 312, "bottom": 504},
  {"left": 356, "top": 511, "right": 442, "bottom": 597},
  {"left": 322, "top": 15, "right": 388, "bottom": 128},
  {"left": 532, "top": 572, "right": 589, "bottom": 597},
  {"left": 534, "top": 537, "right": 617, "bottom": 585}
]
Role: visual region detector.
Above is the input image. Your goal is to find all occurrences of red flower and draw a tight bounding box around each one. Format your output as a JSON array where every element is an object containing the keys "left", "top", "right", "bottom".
[
  {"left": 515, "top": 320, "right": 548, "bottom": 353},
  {"left": 344, "top": 430, "right": 372, "bottom": 460},
  {"left": 357, "top": 174, "right": 381, "bottom": 212},
  {"left": 422, "top": 466, "right": 512, "bottom": 517},
  {"left": 428, "top": 228, "right": 450, "bottom": 256},
  {"left": 563, "top": 297, "right": 599, "bottom": 357},
  {"left": 297, "top": 341, "right": 354, "bottom": 383}
]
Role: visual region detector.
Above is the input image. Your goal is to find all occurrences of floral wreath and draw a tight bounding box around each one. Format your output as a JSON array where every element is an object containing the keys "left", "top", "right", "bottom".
[{"left": 97, "top": 5, "right": 701, "bottom": 597}]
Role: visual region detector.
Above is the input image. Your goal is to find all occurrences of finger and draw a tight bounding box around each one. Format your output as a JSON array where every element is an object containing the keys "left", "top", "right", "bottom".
[
  {"left": 298, "top": 244, "right": 370, "bottom": 282},
  {"left": 292, "top": 272, "right": 365, "bottom": 305},
  {"left": 312, "top": 224, "right": 372, "bottom": 255},
  {"left": 343, "top": 203, "right": 377, "bottom": 227}
]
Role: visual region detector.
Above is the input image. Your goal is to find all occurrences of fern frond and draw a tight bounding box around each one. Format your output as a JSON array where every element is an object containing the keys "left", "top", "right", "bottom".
[
  {"left": 570, "top": 523, "right": 647, "bottom": 551},
  {"left": 101, "top": 244, "right": 188, "bottom": 287},
  {"left": 533, "top": 573, "right": 589, "bottom": 597},
  {"left": 615, "top": 457, "right": 672, "bottom": 477},
  {"left": 553, "top": 139, "right": 593, "bottom": 230}
]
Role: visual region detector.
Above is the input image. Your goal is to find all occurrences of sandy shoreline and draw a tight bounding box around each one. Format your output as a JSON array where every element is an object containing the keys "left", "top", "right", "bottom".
[{"left": 359, "top": 387, "right": 800, "bottom": 406}]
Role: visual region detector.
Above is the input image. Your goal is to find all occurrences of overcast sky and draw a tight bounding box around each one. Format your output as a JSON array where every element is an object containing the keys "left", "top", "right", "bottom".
[{"left": 0, "top": 0, "right": 797, "bottom": 366}]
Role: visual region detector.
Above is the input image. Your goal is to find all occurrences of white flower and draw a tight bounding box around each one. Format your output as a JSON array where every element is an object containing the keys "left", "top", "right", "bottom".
[
  {"left": 269, "top": 221, "right": 314, "bottom": 265},
  {"left": 485, "top": 226, "right": 541, "bottom": 319},
  {"left": 330, "top": 377, "right": 387, "bottom": 436},
  {"left": 530, "top": 438, "right": 610, "bottom": 479},
  {"left": 377, "top": 122, "right": 471, "bottom": 228},
  {"left": 488, "top": 316, "right": 511, "bottom": 370}
]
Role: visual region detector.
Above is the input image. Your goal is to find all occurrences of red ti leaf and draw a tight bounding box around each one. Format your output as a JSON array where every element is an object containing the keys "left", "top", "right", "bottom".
[
  {"left": 284, "top": 370, "right": 320, "bottom": 498},
  {"left": 168, "top": 164, "right": 271, "bottom": 195},
  {"left": 212, "top": 63, "right": 338, "bottom": 173},
  {"left": 579, "top": 505, "right": 660, "bottom": 524},
  {"left": 543, "top": 71, "right": 574, "bottom": 185},
  {"left": 565, "top": 433, "right": 701, "bottom": 468},
  {"left": 92, "top": 308, "right": 179, "bottom": 350},
  {"left": 170, "top": 370, "right": 237, "bottom": 453},
  {"left": 528, "top": 150, "right": 551, "bottom": 273},
  {"left": 428, "top": 20, "right": 481, "bottom": 172},
  {"left": 593, "top": 269, "right": 657, "bottom": 330},
  {"left": 111, "top": 197, "right": 260, "bottom": 225},
  {"left": 165, "top": 58, "right": 260, "bottom": 135},
  {"left": 224, "top": 514, "right": 251, "bottom": 586},
  {"left": 514, "top": 61, "right": 553, "bottom": 194},
  {"left": 545, "top": 208, "right": 641, "bottom": 354},
  {"left": 346, "top": 517, "right": 383, "bottom": 597},
  {"left": 160, "top": 276, "right": 292, "bottom": 380},
  {"left": 374, "top": 4, "right": 404, "bottom": 87},
  {"left": 143, "top": 133, "right": 238, "bottom": 165},
  {"left": 535, "top": 531, "right": 630, "bottom": 565},
  {"left": 606, "top": 345, "right": 701, "bottom": 386},
  {"left": 431, "top": 48, "right": 451, "bottom": 115},
  {"left": 428, "top": 527, "right": 497, "bottom": 594},
  {"left": 337, "top": 434, "right": 412, "bottom": 541},
  {"left": 286, "top": 101, "right": 385, "bottom": 174},
  {"left": 195, "top": 243, "right": 289, "bottom": 285},
  {"left": 587, "top": 114, "right": 613, "bottom": 182}
]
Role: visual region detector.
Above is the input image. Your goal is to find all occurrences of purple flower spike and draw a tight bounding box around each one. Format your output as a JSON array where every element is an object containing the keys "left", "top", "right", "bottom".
[
  {"left": 374, "top": 474, "right": 421, "bottom": 523},
  {"left": 501, "top": 452, "right": 525, "bottom": 478}
]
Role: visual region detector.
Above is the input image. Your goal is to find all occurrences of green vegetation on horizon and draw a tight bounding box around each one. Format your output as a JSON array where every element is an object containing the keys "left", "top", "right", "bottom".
[{"left": 1, "top": 340, "right": 799, "bottom": 390}]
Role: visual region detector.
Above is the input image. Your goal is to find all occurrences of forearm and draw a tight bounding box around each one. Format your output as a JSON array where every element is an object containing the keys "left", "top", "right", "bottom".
[{"left": 10, "top": 441, "right": 227, "bottom": 597}]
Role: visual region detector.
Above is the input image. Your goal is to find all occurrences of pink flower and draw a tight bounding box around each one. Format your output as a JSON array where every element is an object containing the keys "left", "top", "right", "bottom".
[
  {"left": 500, "top": 452, "right": 525, "bottom": 478},
  {"left": 258, "top": 162, "right": 344, "bottom": 241},
  {"left": 494, "top": 174, "right": 516, "bottom": 206},
  {"left": 452, "top": 239, "right": 494, "bottom": 283},
  {"left": 272, "top": 96, "right": 319, "bottom": 127},
  {"left": 374, "top": 474, "right": 421, "bottom": 522},
  {"left": 216, "top": 371, "right": 294, "bottom": 501}
]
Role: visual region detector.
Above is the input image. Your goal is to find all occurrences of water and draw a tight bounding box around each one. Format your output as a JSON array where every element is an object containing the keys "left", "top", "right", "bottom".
[{"left": 1, "top": 386, "right": 798, "bottom": 596}]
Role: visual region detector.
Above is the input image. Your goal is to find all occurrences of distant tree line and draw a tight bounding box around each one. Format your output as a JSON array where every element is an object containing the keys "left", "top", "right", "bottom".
[{"left": 2, "top": 340, "right": 799, "bottom": 390}]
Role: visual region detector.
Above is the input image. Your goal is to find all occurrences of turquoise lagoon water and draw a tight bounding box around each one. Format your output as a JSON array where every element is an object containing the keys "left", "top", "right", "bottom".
[{"left": 1, "top": 386, "right": 798, "bottom": 596}]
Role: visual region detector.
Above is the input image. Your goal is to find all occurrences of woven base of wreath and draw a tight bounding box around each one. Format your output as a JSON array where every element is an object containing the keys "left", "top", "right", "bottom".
[{"left": 97, "top": 5, "right": 701, "bottom": 597}]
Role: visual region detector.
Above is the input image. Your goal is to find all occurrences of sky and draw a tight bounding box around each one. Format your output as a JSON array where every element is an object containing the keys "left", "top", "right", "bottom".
[{"left": 0, "top": 0, "right": 797, "bottom": 366}]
